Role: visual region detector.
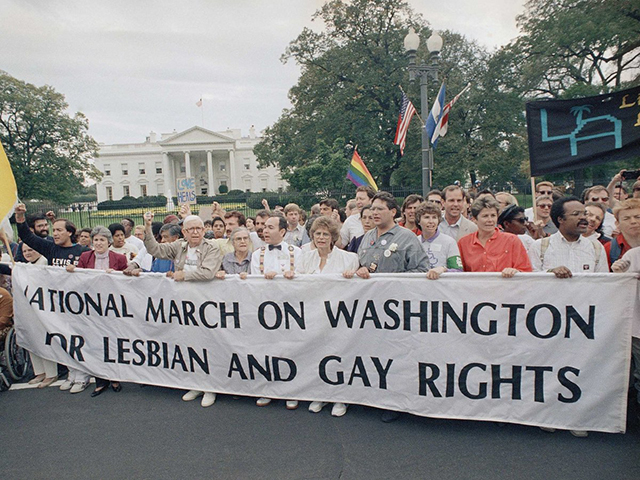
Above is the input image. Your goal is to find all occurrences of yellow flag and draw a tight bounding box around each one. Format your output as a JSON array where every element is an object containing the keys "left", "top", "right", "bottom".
[{"left": 0, "top": 141, "right": 18, "bottom": 224}]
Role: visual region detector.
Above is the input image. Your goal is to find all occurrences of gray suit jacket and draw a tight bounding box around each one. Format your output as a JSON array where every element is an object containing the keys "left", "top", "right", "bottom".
[{"left": 456, "top": 216, "right": 478, "bottom": 241}]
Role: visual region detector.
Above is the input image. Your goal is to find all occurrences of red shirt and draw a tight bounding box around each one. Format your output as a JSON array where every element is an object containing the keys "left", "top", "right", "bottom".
[
  {"left": 604, "top": 234, "right": 633, "bottom": 268},
  {"left": 458, "top": 228, "right": 532, "bottom": 272},
  {"left": 398, "top": 221, "right": 421, "bottom": 236}
]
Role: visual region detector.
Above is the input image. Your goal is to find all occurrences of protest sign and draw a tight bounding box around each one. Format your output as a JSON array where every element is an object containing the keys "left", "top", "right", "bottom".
[
  {"left": 176, "top": 177, "right": 196, "bottom": 205},
  {"left": 12, "top": 264, "right": 639, "bottom": 433}
]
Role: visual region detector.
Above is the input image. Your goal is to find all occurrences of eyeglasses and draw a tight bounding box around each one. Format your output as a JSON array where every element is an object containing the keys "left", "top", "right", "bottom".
[
  {"left": 566, "top": 211, "right": 587, "bottom": 218},
  {"left": 538, "top": 190, "right": 553, "bottom": 195},
  {"left": 185, "top": 227, "right": 204, "bottom": 233},
  {"left": 512, "top": 217, "right": 527, "bottom": 224},
  {"left": 538, "top": 204, "right": 552, "bottom": 209},
  {"left": 313, "top": 231, "right": 331, "bottom": 238}
]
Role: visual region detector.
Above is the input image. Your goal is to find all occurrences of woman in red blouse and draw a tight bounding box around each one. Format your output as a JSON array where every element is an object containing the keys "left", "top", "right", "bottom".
[
  {"left": 458, "top": 196, "right": 532, "bottom": 276},
  {"left": 67, "top": 226, "right": 128, "bottom": 396}
]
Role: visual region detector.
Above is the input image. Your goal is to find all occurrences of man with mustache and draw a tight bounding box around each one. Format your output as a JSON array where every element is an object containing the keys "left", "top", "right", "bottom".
[
  {"left": 528, "top": 196, "right": 608, "bottom": 278},
  {"left": 529, "top": 196, "right": 610, "bottom": 439},
  {"left": 528, "top": 196, "right": 608, "bottom": 438}
]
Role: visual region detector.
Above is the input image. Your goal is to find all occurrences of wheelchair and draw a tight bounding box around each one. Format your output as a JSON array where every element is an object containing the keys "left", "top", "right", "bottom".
[{"left": 0, "top": 325, "right": 31, "bottom": 390}]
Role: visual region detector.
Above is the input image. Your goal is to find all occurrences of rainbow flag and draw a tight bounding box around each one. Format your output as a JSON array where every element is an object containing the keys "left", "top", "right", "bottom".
[{"left": 346, "top": 148, "right": 378, "bottom": 191}]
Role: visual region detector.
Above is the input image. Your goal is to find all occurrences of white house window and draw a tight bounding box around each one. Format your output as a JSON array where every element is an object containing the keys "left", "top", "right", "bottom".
[
  {"left": 155, "top": 162, "right": 162, "bottom": 174},
  {"left": 138, "top": 162, "right": 146, "bottom": 175},
  {"left": 244, "top": 163, "right": 250, "bottom": 171},
  {"left": 122, "top": 164, "right": 128, "bottom": 176},
  {"left": 106, "top": 186, "right": 113, "bottom": 201},
  {"left": 140, "top": 184, "right": 148, "bottom": 197},
  {"left": 180, "top": 164, "right": 186, "bottom": 174},
  {"left": 123, "top": 185, "right": 130, "bottom": 196},
  {"left": 200, "top": 163, "right": 206, "bottom": 173},
  {"left": 104, "top": 164, "right": 111, "bottom": 176},
  {"left": 219, "top": 162, "right": 226, "bottom": 172}
]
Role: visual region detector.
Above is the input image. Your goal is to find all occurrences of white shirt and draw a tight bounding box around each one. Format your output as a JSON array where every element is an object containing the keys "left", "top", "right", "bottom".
[
  {"left": 250, "top": 242, "right": 302, "bottom": 275},
  {"left": 249, "top": 232, "right": 265, "bottom": 252},
  {"left": 524, "top": 207, "right": 534, "bottom": 220},
  {"left": 602, "top": 211, "right": 616, "bottom": 237},
  {"left": 528, "top": 231, "right": 608, "bottom": 273},
  {"left": 518, "top": 234, "right": 535, "bottom": 252},
  {"left": 420, "top": 232, "right": 461, "bottom": 270},
  {"left": 297, "top": 246, "right": 359, "bottom": 274},
  {"left": 438, "top": 215, "right": 463, "bottom": 240},
  {"left": 340, "top": 213, "right": 364, "bottom": 246},
  {"left": 619, "top": 246, "right": 640, "bottom": 272},
  {"left": 110, "top": 242, "right": 138, "bottom": 262},
  {"left": 126, "top": 235, "right": 152, "bottom": 270},
  {"left": 184, "top": 246, "right": 198, "bottom": 272}
]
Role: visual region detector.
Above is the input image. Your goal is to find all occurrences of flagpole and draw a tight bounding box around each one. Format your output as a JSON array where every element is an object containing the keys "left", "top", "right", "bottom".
[
  {"left": 530, "top": 177, "right": 538, "bottom": 222},
  {"left": 201, "top": 95, "right": 205, "bottom": 127}
]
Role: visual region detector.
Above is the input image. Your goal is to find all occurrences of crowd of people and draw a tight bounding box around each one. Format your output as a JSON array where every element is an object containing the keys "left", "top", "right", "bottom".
[{"left": 1, "top": 169, "right": 639, "bottom": 435}]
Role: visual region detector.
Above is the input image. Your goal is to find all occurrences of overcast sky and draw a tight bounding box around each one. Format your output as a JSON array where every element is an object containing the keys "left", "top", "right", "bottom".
[{"left": 0, "top": 0, "right": 526, "bottom": 145}]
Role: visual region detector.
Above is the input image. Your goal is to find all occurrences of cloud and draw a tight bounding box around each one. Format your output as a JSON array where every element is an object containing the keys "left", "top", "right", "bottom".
[{"left": 0, "top": 0, "right": 525, "bottom": 144}]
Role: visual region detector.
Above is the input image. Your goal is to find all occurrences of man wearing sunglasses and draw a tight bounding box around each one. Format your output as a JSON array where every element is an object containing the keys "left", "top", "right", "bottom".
[
  {"left": 498, "top": 204, "right": 534, "bottom": 251},
  {"left": 524, "top": 181, "right": 555, "bottom": 222},
  {"left": 529, "top": 195, "right": 558, "bottom": 237}
]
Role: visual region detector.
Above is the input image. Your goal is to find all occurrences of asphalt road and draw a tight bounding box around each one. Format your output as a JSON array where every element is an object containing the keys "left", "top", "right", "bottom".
[{"left": 2, "top": 383, "right": 639, "bottom": 480}]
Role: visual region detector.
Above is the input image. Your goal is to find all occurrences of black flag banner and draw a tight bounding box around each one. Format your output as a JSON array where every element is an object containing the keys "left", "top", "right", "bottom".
[{"left": 526, "top": 85, "right": 640, "bottom": 176}]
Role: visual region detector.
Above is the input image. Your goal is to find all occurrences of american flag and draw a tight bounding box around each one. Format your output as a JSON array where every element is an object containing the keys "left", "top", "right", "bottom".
[
  {"left": 429, "top": 83, "right": 471, "bottom": 146},
  {"left": 393, "top": 93, "right": 417, "bottom": 156}
]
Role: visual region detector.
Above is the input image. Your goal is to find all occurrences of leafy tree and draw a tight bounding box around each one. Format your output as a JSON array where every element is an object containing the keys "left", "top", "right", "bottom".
[
  {"left": 256, "top": 0, "right": 531, "bottom": 193},
  {"left": 496, "top": 0, "right": 640, "bottom": 190},
  {"left": 255, "top": 0, "right": 424, "bottom": 192},
  {"left": 0, "top": 71, "right": 100, "bottom": 203},
  {"left": 505, "top": 0, "right": 640, "bottom": 99}
]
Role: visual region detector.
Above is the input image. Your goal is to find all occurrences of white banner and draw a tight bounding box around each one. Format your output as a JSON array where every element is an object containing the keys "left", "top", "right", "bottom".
[{"left": 12, "top": 264, "right": 639, "bottom": 433}]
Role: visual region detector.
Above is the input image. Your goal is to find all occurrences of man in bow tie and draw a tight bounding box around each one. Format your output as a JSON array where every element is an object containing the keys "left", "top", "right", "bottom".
[
  {"left": 250, "top": 214, "right": 302, "bottom": 409},
  {"left": 250, "top": 214, "right": 302, "bottom": 279}
]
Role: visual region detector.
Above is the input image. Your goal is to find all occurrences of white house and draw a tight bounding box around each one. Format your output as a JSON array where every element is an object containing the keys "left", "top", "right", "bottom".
[{"left": 94, "top": 126, "right": 285, "bottom": 202}]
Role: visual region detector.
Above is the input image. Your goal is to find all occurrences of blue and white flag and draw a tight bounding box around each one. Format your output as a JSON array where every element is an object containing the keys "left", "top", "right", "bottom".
[{"left": 425, "top": 82, "right": 446, "bottom": 148}]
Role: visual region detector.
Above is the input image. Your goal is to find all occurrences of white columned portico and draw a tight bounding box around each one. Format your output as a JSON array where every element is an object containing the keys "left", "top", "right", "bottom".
[
  {"left": 162, "top": 151, "right": 172, "bottom": 194},
  {"left": 184, "top": 151, "right": 191, "bottom": 178},
  {"left": 206, "top": 150, "right": 214, "bottom": 193},
  {"left": 228, "top": 149, "right": 236, "bottom": 190}
]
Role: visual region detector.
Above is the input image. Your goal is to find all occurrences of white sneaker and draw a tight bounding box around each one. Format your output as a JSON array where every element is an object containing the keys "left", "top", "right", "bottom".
[
  {"left": 308, "top": 401, "right": 327, "bottom": 413},
  {"left": 70, "top": 381, "right": 88, "bottom": 394},
  {"left": 570, "top": 430, "right": 589, "bottom": 438},
  {"left": 286, "top": 400, "right": 299, "bottom": 410},
  {"left": 59, "top": 379, "right": 73, "bottom": 391},
  {"left": 182, "top": 390, "right": 204, "bottom": 402},
  {"left": 201, "top": 392, "right": 217, "bottom": 407},
  {"left": 256, "top": 397, "right": 272, "bottom": 407},
  {"left": 331, "top": 403, "right": 348, "bottom": 417}
]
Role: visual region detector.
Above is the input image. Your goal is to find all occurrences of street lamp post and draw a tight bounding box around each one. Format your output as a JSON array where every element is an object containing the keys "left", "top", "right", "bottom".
[{"left": 404, "top": 28, "right": 443, "bottom": 197}]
